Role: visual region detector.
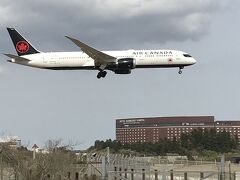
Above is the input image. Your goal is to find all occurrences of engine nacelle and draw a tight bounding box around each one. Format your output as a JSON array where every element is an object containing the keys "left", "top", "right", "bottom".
[
  {"left": 114, "top": 69, "right": 131, "bottom": 74},
  {"left": 111, "top": 58, "right": 136, "bottom": 74}
]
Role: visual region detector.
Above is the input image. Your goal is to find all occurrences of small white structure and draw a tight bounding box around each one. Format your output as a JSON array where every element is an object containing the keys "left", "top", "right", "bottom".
[
  {"left": 32, "top": 144, "right": 39, "bottom": 160},
  {"left": 0, "top": 136, "right": 21, "bottom": 149}
]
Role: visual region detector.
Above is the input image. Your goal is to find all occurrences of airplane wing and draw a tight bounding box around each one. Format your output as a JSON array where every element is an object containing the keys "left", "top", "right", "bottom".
[
  {"left": 65, "top": 36, "right": 116, "bottom": 68},
  {"left": 4, "top": 54, "right": 31, "bottom": 62}
]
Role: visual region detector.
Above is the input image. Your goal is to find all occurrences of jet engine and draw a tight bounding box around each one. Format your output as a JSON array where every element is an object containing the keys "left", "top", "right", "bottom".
[{"left": 111, "top": 58, "right": 136, "bottom": 74}]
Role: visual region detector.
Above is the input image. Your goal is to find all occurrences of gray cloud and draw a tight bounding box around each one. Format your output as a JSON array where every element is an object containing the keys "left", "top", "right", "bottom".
[{"left": 0, "top": 0, "right": 225, "bottom": 50}]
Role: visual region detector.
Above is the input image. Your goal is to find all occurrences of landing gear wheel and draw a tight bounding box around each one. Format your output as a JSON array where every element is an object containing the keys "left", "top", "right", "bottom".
[
  {"left": 97, "top": 73, "right": 102, "bottom": 79},
  {"left": 102, "top": 71, "right": 107, "bottom": 78}
]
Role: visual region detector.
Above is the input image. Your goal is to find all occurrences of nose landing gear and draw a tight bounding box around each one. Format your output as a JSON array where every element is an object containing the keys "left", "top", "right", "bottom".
[{"left": 178, "top": 66, "right": 184, "bottom": 74}]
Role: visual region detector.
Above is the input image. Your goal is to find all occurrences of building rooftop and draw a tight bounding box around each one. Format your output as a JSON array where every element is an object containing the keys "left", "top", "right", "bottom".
[{"left": 116, "top": 116, "right": 215, "bottom": 128}]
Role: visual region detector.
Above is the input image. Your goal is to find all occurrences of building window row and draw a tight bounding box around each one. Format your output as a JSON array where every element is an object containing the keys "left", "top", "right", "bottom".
[{"left": 117, "top": 129, "right": 146, "bottom": 132}]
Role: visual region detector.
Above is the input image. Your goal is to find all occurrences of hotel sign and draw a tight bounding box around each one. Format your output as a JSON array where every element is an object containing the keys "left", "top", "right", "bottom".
[
  {"left": 182, "top": 122, "right": 205, "bottom": 126},
  {"left": 119, "top": 119, "right": 145, "bottom": 124}
]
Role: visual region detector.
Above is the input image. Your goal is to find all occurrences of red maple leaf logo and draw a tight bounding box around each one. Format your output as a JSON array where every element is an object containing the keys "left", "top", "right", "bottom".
[{"left": 16, "top": 41, "right": 29, "bottom": 53}]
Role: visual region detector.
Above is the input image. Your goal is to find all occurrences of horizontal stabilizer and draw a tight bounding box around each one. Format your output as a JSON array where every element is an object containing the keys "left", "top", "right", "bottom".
[{"left": 4, "top": 54, "right": 31, "bottom": 62}]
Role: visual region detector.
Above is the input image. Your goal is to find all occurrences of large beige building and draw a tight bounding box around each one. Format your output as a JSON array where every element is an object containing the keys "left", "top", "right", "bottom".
[{"left": 116, "top": 116, "right": 240, "bottom": 144}]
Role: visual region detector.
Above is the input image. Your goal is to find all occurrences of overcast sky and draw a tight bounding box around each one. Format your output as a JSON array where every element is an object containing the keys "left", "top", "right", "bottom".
[{"left": 0, "top": 0, "right": 240, "bottom": 149}]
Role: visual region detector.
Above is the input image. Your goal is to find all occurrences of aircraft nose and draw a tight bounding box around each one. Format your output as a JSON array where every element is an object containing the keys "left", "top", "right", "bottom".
[{"left": 191, "top": 58, "right": 196, "bottom": 64}]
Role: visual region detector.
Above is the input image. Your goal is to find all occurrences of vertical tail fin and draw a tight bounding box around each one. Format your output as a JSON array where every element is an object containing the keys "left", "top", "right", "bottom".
[{"left": 7, "top": 28, "right": 40, "bottom": 56}]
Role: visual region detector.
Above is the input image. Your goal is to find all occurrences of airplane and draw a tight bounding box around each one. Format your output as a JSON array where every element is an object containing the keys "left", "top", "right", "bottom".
[{"left": 5, "top": 28, "right": 196, "bottom": 79}]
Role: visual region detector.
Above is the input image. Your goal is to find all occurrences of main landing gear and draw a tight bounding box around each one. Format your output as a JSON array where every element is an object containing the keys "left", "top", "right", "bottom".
[
  {"left": 97, "top": 70, "right": 107, "bottom": 79},
  {"left": 178, "top": 66, "right": 184, "bottom": 74}
]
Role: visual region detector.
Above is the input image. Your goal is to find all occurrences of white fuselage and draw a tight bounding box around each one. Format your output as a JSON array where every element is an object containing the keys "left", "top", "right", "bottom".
[{"left": 10, "top": 49, "right": 196, "bottom": 70}]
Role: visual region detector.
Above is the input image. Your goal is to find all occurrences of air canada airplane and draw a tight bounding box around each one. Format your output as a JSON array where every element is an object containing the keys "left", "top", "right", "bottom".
[{"left": 5, "top": 28, "right": 196, "bottom": 79}]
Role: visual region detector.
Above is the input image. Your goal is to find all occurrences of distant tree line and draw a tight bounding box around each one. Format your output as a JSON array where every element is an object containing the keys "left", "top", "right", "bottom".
[{"left": 90, "top": 128, "right": 238, "bottom": 156}]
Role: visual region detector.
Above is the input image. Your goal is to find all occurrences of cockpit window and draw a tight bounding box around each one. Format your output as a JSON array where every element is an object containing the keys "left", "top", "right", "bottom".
[{"left": 183, "top": 54, "right": 192, "bottom": 57}]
